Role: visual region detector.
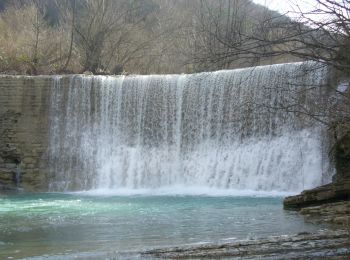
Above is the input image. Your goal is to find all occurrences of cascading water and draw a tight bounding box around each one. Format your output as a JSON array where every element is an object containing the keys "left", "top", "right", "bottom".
[{"left": 47, "top": 62, "right": 333, "bottom": 193}]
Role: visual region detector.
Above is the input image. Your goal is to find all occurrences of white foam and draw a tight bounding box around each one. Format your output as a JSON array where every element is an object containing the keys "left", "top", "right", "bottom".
[
  {"left": 68, "top": 186, "right": 294, "bottom": 197},
  {"left": 48, "top": 62, "right": 331, "bottom": 193}
]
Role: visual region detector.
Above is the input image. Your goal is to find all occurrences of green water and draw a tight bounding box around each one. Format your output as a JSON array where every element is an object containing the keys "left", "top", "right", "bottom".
[{"left": 0, "top": 193, "right": 321, "bottom": 259}]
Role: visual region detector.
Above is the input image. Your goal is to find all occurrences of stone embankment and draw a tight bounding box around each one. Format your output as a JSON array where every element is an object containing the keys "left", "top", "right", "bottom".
[{"left": 0, "top": 76, "right": 52, "bottom": 191}]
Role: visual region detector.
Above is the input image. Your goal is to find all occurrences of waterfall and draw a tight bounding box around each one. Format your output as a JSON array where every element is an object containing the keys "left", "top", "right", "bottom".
[{"left": 47, "top": 62, "right": 333, "bottom": 193}]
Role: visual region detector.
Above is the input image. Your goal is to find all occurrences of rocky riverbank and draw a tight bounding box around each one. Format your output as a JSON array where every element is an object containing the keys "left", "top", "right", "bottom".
[
  {"left": 283, "top": 178, "right": 350, "bottom": 227},
  {"left": 139, "top": 172, "right": 350, "bottom": 259},
  {"left": 136, "top": 230, "right": 350, "bottom": 259},
  {"left": 299, "top": 201, "right": 350, "bottom": 226},
  {"left": 284, "top": 179, "right": 350, "bottom": 209}
]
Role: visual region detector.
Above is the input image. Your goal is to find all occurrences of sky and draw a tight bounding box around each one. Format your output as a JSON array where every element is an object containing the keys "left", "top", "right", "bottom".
[
  {"left": 252, "top": 0, "right": 317, "bottom": 16},
  {"left": 252, "top": 0, "right": 326, "bottom": 23},
  {"left": 252, "top": 0, "right": 290, "bottom": 13}
]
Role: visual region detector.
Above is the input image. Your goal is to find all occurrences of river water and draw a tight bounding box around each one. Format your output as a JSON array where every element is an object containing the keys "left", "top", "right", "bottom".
[{"left": 0, "top": 192, "right": 323, "bottom": 259}]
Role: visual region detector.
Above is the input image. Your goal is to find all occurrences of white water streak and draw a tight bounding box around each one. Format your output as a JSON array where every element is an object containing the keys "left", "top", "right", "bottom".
[{"left": 48, "top": 62, "right": 332, "bottom": 193}]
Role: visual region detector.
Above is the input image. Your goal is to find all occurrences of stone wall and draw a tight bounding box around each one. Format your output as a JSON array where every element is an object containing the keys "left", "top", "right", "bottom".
[
  {"left": 0, "top": 73, "right": 344, "bottom": 193},
  {"left": 0, "top": 76, "right": 52, "bottom": 191}
]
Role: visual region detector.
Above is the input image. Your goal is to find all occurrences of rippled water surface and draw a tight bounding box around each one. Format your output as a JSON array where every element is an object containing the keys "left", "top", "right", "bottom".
[{"left": 0, "top": 192, "right": 322, "bottom": 259}]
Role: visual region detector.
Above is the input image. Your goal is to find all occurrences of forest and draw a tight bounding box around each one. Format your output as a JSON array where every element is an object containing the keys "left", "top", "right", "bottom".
[{"left": 0, "top": 0, "right": 347, "bottom": 76}]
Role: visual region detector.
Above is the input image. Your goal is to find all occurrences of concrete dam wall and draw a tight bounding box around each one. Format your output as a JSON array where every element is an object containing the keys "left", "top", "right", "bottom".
[
  {"left": 0, "top": 62, "right": 334, "bottom": 193},
  {"left": 0, "top": 76, "right": 52, "bottom": 191}
]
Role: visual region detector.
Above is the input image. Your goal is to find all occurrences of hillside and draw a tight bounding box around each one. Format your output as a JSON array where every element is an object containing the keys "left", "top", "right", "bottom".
[{"left": 0, "top": 0, "right": 296, "bottom": 75}]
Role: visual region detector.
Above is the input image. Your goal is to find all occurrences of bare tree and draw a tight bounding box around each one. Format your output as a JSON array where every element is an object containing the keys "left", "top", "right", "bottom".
[
  {"left": 55, "top": 0, "right": 76, "bottom": 72},
  {"left": 189, "top": 0, "right": 350, "bottom": 137},
  {"left": 196, "top": 0, "right": 350, "bottom": 73},
  {"left": 0, "top": 1, "right": 72, "bottom": 74},
  {"left": 183, "top": 0, "right": 282, "bottom": 71},
  {"left": 253, "top": 0, "right": 350, "bottom": 136},
  {"left": 54, "top": 0, "right": 157, "bottom": 74}
]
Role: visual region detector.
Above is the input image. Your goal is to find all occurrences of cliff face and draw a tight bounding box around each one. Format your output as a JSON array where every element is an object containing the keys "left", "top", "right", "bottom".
[{"left": 0, "top": 76, "right": 52, "bottom": 191}]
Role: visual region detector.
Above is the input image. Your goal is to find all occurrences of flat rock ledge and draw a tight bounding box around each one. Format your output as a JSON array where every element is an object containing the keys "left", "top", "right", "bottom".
[
  {"left": 136, "top": 230, "right": 350, "bottom": 259},
  {"left": 299, "top": 201, "right": 350, "bottom": 226},
  {"left": 284, "top": 179, "right": 350, "bottom": 209},
  {"left": 283, "top": 179, "right": 350, "bottom": 227}
]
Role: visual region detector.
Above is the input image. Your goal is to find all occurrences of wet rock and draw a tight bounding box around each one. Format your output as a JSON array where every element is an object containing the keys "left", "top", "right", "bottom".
[
  {"left": 0, "top": 183, "right": 18, "bottom": 191},
  {"left": 299, "top": 201, "right": 350, "bottom": 226},
  {"left": 4, "top": 163, "right": 17, "bottom": 169},
  {"left": 284, "top": 179, "right": 350, "bottom": 209},
  {"left": 22, "top": 157, "right": 35, "bottom": 164},
  {"left": 138, "top": 230, "right": 350, "bottom": 259}
]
